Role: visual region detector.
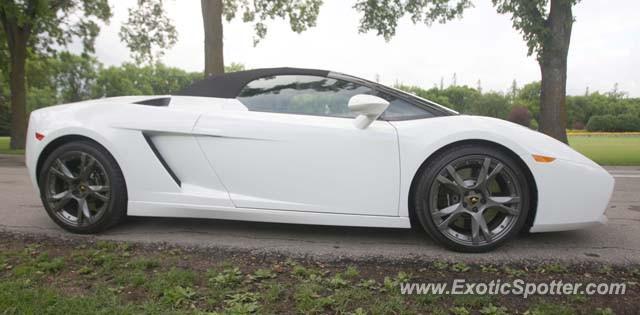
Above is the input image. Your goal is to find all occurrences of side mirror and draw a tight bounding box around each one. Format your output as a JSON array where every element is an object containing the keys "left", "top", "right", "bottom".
[{"left": 348, "top": 94, "right": 390, "bottom": 129}]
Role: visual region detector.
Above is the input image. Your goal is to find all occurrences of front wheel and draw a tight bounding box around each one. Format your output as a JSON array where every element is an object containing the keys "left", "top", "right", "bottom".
[
  {"left": 413, "top": 144, "right": 531, "bottom": 253},
  {"left": 38, "top": 140, "right": 127, "bottom": 234}
]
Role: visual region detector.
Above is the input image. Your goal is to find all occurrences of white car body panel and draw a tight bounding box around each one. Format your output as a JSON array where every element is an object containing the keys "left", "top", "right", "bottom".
[
  {"left": 25, "top": 93, "right": 614, "bottom": 232},
  {"left": 194, "top": 110, "right": 399, "bottom": 215}
]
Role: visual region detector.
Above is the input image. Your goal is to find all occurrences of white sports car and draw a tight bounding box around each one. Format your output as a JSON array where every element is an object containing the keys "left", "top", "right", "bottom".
[{"left": 26, "top": 68, "right": 614, "bottom": 252}]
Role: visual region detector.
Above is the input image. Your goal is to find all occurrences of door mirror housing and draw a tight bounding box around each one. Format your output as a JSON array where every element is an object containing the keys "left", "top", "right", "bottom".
[{"left": 348, "top": 94, "right": 390, "bottom": 129}]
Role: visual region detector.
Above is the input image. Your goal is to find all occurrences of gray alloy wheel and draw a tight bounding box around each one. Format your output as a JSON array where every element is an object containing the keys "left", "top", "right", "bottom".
[
  {"left": 44, "top": 151, "right": 111, "bottom": 227},
  {"left": 414, "top": 144, "right": 530, "bottom": 252},
  {"left": 39, "top": 141, "right": 127, "bottom": 234}
]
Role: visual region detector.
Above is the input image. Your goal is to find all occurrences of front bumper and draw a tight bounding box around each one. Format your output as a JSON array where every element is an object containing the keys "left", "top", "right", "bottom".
[{"left": 528, "top": 157, "right": 614, "bottom": 233}]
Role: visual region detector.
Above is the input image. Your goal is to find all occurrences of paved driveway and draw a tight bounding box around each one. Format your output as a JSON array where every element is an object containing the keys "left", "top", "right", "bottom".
[{"left": 1, "top": 154, "right": 638, "bottom": 264}]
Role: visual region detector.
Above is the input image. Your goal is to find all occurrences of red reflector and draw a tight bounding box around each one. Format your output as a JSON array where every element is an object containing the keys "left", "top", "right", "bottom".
[{"left": 35, "top": 132, "right": 45, "bottom": 141}]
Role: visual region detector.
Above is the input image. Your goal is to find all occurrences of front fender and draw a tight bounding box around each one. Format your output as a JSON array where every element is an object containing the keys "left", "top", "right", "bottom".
[{"left": 390, "top": 115, "right": 613, "bottom": 232}]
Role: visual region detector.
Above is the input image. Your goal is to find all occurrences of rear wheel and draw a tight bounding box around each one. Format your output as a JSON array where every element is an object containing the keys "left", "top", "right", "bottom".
[
  {"left": 38, "top": 141, "right": 127, "bottom": 234},
  {"left": 414, "top": 144, "right": 530, "bottom": 252}
]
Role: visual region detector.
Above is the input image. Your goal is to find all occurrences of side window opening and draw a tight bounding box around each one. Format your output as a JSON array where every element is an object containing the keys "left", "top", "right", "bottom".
[
  {"left": 371, "top": 90, "right": 434, "bottom": 120},
  {"left": 237, "top": 74, "right": 435, "bottom": 120},
  {"left": 379, "top": 96, "right": 434, "bottom": 120},
  {"left": 237, "top": 75, "right": 373, "bottom": 118}
]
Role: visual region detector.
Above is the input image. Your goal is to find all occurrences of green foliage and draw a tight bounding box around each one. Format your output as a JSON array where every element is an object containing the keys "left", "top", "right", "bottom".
[
  {"left": 526, "top": 302, "right": 576, "bottom": 315},
  {"left": 0, "top": 59, "right": 8, "bottom": 136},
  {"left": 248, "top": 268, "right": 277, "bottom": 281},
  {"left": 503, "top": 266, "right": 526, "bottom": 277},
  {"left": 0, "top": 237, "right": 634, "bottom": 314},
  {"left": 224, "top": 292, "right": 260, "bottom": 314},
  {"left": 353, "top": 0, "right": 573, "bottom": 60},
  {"left": 492, "top": 0, "right": 580, "bottom": 59},
  {"left": 593, "top": 307, "right": 615, "bottom": 315},
  {"left": 161, "top": 285, "right": 197, "bottom": 307},
  {"left": 450, "top": 262, "right": 471, "bottom": 272},
  {"left": 450, "top": 306, "right": 471, "bottom": 315},
  {"left": 0, "top": 0, "right": 112, "bottom": 55},
  {"left": 223, "top": 0, "right": 322, "bottom": 45},
  {"left": 92, "top": 63, "right": 201, "bottom": 97},
  {"left": 354, "top": 0, "right": 472, "bottom": 40},
  {"left": 470, "top": 91, "right": 510, "bottom": 118},
  {"left": 491, "top": 0, "right": 549, "bottom": 58},
  {"left": 294, "top": 282, "right": 334, "bottom": 314},
  {"left": 433, "top": 260, "right": 449, "bottom": 270},
  {"left": 587, "top": 114, "right": 640, "bottom": 132},
  {"left": 225, "top": 62, "right": 246, "bottom": 73},
  {"left": 208, "top": 267, "right": 243, "bottom": 288},
  {"left": 536, "top": 263, "right": 568, "bottom": 274},
  {"left": 149, "top": 267, "right": 196, "bottom": 296},
  {"left": 328, "top": 273, "right": 349, "bottom": 288},
  {"left": 130, "top": 257, "right": 161, "bottom": 270},
  {"left": 120, "top": 0, "right": 178, "bottom": 64},
  {"left": 480, "top": 304, "right": 509, "bottom": 315},
  {"left": 344, "top": 266, "right": 360, "bottom": 278},
  {"left": 36, "top": 256, "right": 65, "bottom": 273},
  {"left": 396, "top": 81, "right": 640, "bottom": 129},
  {"left": 0, "top": 51, "right": 245, "bottom": 126},
  {"left": 262, "top": 282, "right": 285, "bottom": 303},
  {"left": 0, "top": 280, "right": 141, "bottom": 314}
]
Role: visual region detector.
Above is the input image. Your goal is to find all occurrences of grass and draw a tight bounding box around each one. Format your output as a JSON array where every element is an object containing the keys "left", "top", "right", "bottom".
[
  {"left": 0, "top": 235, "right": 637, "bottom": 314},
  {"left": 569, "top": 134, "right": 640, "bottom": 165},
  {"left": 0, "top": 136, "right": 23, "bottom": 155}
]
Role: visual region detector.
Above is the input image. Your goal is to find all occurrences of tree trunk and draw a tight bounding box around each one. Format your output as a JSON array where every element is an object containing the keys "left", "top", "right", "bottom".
[
  {"left": 201, "top": 0, "right": 224, "bottom": 77},
  {"left": 1, "top": 9, "right": 30, "bottom": 150},
  {"left": 537, "top": 0, "right": 573, "bottom": 144},
  {"left": 8, "top": 39, "right": 27, "bottom": 150}
]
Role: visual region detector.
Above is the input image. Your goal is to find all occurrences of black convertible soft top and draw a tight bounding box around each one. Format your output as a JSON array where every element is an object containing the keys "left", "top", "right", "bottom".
[{"left": 177, "top": 67, "right": 330, "bottom": 99}]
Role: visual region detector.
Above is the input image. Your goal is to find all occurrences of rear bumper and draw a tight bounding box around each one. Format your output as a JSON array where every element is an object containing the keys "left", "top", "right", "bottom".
[{"left": 25, "top": 112, "right": 43, "bottom": 194}]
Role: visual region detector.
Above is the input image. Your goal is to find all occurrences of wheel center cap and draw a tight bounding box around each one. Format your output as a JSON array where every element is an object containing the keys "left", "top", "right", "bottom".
[
  {"left": 465, "top": 193, "right": 482, "bottom": 208},
  {"left": 74, "top": 183, "right": 89, "bottom": 197}
]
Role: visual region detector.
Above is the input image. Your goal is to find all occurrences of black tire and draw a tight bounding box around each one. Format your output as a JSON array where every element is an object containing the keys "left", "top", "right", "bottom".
[
  {"left": 413, "top": 144, "right": 531, "bottom": 253},
  {"left": 38, "top": 140, "right": 127, "bottom": 234}
]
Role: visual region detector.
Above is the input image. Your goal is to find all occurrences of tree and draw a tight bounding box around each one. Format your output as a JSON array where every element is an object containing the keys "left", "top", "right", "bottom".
[
  {"left": 354, "top": 0, "right": 581, "bottom": 143},
  {"left": 0, "top": 27, "right": 8, "bottom": 136},
  {"left": 0, "top": 0, "right": 175, "bottom": 149},
  {"left": 517, "top": 81, "right": 541, "bottom": 121},
  {"left": 509, "top": 79, "right": 518, "bottom": 105},
  {"left": 443, "top": 85, "right": 481, "bottom": 113},
  {"left": 471, "top": 92, "right": 510, "bottom": 119},
  {"left": 200, "top": 0, "right": 322, "bottom": 76},
  {"left": 120, "top": 0, "right": 178, "bottom": 65},
  {"left": 92, "top": 63, "right": 202, "bottom": 98},
  {"left": 0, "top": 0, "right": 112, "bottom": 149},
  {"left": 52, "top": 52, "right": 101, "bottom": 103}
]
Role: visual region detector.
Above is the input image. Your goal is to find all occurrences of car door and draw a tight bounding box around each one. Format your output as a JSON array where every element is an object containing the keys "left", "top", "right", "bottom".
[{"left": 193, "top": 75, "right": 400, "bottom": 216}]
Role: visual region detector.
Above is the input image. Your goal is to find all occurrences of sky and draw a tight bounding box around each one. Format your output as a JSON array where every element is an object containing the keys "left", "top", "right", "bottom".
[{"left": 89, "top": 0, "right": 640, "bottom": 97}]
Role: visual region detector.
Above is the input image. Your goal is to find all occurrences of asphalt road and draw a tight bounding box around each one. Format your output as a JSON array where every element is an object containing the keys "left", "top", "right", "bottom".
[{"left": 1, "top": 154, "right": 639, "bottom": 265}]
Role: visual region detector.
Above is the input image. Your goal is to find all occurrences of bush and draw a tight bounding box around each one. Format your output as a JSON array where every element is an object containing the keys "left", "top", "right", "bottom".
[
  {"left": 507, "top": 106, "right": 531, "bottom": 127},
  {"left": 572, "top": 121, "right": 585, "bottom": 130},
  {"left": 586, "top": 114, "right": 640, "bottom": 132}
]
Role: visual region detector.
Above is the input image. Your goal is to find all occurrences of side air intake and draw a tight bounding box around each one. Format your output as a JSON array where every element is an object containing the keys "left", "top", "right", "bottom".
[
  {"left": 142, "top": 133, "right": 181, "bottom": 187},
  {"left": 134, "top": 97, "right": 171, "bottom": 106}
]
